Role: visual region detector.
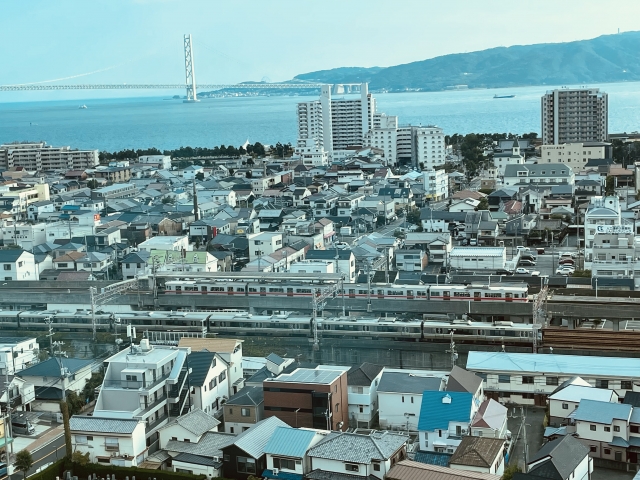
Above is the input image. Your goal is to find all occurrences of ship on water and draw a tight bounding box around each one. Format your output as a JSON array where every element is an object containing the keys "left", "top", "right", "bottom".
[{"left": 494, "top": 94, "right": 515, "bottom": 98}]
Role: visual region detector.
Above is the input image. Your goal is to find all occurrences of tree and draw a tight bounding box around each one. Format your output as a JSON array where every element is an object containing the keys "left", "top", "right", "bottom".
[
  {"left": 66, "top": 391, "right": 85, "bottom": 416},
  {"left": 195, "top": 172, "right": 204, "bottom": 181},
  {"left": 71, "top": 451, "right": 91, "bottom": 466},
  {"left": 86, "top": 179, "right": 98, "bottom": 189},
  {"left": 246, "top": 157, "right": 255, "bottom": 167},
  {"left": 605, "top": 175, "right": 615, "bottom": 196},
  {"left": 406, "top": 208, "right": 422, "bottom": 226},
  {"left": 476, "top": 198, "right": 489, "bottom": 211},
  {"left": 162, "top": 196, "right": 175, "bottom": 205},
  {"left": 501, "top": 464, "right": 522, "bottom": 480},
  {"left": 14, "top": 450, "right": 33, "bottom": 479}
]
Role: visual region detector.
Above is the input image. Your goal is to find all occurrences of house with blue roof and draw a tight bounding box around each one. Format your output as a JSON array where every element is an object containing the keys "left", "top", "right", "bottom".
[
  {"left": 417, "top": 391, "right": 475, "bottom": 454},
  {"left": 262, "top": 426, "right": 324, "bottom": 480}
]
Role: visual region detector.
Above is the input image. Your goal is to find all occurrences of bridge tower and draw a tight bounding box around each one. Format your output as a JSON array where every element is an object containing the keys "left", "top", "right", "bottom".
[{"left": 183, "top": 34, "right": 198, "bottom": 102}]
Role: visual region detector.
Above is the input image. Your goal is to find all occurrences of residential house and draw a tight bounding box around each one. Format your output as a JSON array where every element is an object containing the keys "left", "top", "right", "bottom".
[
  {"left": 166, "top": 431, "right": 235, "bottom": 478},
  {"left": 305, "top": 249, "right": 357, "bottom": 283},
  {"left": 548, "top": 383, "right": 618, "bottom": 427},
  {"left": 187, "top": 351, "right": 230, "bottom": 417},
  {"left": 17, "top": 357, "right": 93, "bottom": 405},
  {"left": 138, "top": 235, "right": 190, "bottom": 253},
  {"left": 247, "top": 232, "right": 283, "bottom": 260},
  {"left": 450, "top": 199, "right": 480, "bottom": 213},
  {"left": 220, "top": 416, "right": 288, "bottom": 480},
  {"left": 417, "top": 391, "right": 475, "bottom": 454},
  {"left": 306, "top": 430, "right": 408, "bottom": 480},
  {"left": 447, "top": 366, "right": 484, "bottom": 406},
  {"left": 470, "top": 399, "right": 508, "bottom": 439},
  {"left": 0, "top": 337, "right": 39, "bottom": 375},
  {"left": 487, "top": 189, "right": 517, "bottom": 212},
  {"left": 0, "top": 249, "right": 38, "bottom": 281},
  {"left": 395, "top": 250, "right": 428, "bottom": 272},
  {"left": 347, "top": 363, "right": 384, "bottom": 428},
  {"left": 503, "top": 164, "right": 575, "bottom": 188},
  {"left": 0, "top": 375, "right": 35, "bottom": 412},
  {"left": 69, "top": 416, "right": 147, "bottom": 467},
  {"left": 158, "top": 408, "right": 220, "bottom": 448},
  {"left": 223, "top": 385, "right": 264, "bottom": 434},
  {"left": 387, "top": 460, "right": 501, "bottom": 480},
  {"left": 377, "top": 371, "right": 445, "bottom": 430},
  {"left": 523, "top": 435, "right": 592, "bottom": 480},
  {"left": 121, "top": 250, "right": 151, "bottom": 279},
  {"left": 263, "top": 367, "right": 348, "bottom": 430},
  {"left": 262, "top": 426, "right": 325, "bottom": 480},
  {"left": 448, "top": 436, "right": 506, "bottom": 476}
]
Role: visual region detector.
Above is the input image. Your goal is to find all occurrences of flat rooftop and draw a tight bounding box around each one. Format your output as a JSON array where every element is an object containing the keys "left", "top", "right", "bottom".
[
  {"left": 107, "top": 344, "right": 182, "bottom": 365},
  {"left": 266, "top": 368, "right": 343, "bottom": 385},
  {"left": 467, "top": 352, "right": 640, "bottom": 378}
]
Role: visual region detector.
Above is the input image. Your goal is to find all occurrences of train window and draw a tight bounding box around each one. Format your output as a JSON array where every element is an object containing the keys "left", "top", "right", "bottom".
[
  {"left": 268, "top": 288, "right": 284, "bottom": 293},
  {"left": 388, "top": 290, "right": 405, "bottom": 296},
  {"left": 201, "top": 286, "right": 207, "bottom": 292},
  {"left": 249, "top": 288, "right": 258, "bottom": 293},
  {"left": 514, "top": 294, "right": 519, "bottom": 298},
  {"left": 297, "top": 288, "right": 312, "bottom": 294},
  {"left": 454, "top": 292, "right": 471, "bottom": 297},
  {"left": 175, "top": 286, "right": 181, "bottom": 291},
  {"left": 485, "top": 293, "right": 502, "bottom": 298},
  {"left": 416, "top": 291, "right": 426, "bottom": 297},
  {"left": 443, "top": 291, "right": 450, "bottom": 297},
  {"left": 211, "top": 287, "right": 224, "bottom": 292},
  {"left": 505, "top": 293, "right": 512, "bottom": 298},
  {"left": 432, "top": 292, "right": 440, "bottom": 297}
]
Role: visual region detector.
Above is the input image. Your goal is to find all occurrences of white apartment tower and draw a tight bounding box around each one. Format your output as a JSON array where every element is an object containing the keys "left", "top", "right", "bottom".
[
  {"left": 0, "top": 142, "right": 99, "bottom": 171},
  {"left": 396, "top": 126, "right": 445, "bottom": 170},
  {"left": 541, "top": 88, "right": 608, "bottom": 145},
  {"left": 365, "top": 113, "right": 399, "bottom": 165},
  {"left": 297, "top": 83, "right": 375, "bottom": 157}
]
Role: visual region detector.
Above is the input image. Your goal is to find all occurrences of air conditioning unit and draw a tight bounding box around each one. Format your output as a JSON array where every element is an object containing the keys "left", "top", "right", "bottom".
[{"left": 272, "top": 468, "right": 280, "bottom": 476}]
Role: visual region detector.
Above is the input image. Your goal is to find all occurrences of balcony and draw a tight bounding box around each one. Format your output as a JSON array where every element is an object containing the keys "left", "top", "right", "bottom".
[{"left": 103, "top": 371, "right": 171, "bottom": 392}]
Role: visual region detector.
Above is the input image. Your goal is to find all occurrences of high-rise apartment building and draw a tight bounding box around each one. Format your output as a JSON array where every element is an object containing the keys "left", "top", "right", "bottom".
[
  {"left": 365, "top": 113, "right": 398, "bottom": 165},
  {"left": 396, "top": 126, "right": 446, "bottom": 169},
  {"left": 541, "top": 88, "right": 608, "bottom": 145},
  {"left": 296, "top": 83, "right": 375, "bottom": 157}
]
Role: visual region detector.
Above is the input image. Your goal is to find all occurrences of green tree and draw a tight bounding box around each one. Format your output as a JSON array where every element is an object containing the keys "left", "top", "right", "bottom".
[
  {"left": 246, "top": 157, "right": 255, "bottom": 167},
  {"left": 501, "top": 464, "right": 522, "bottom": 480},
  {"left": 195, "top": 172, "right": 204, "bottom": 181},
  {"left": 162, "top": 196, "right": 175, "bottom": 205},
  {"left": 605, "top": 175, "right": 615, "bottom": 196},
  {"left": 86, "top": 179, "right": 99, "bottom": 189},
  {"left": 71, "top": 451, "right": 91, "bottom": 466},
  {"left": 14, "top": 450, "right": 33, "bottom": 479},
  {"left": 66, "top": 391, "right": 85, "bottom": 416},
  {"left": 406, "top": 208, "right": 422, "bottom": 226},
  {"left": 476, "top": 198, "right": 489, "bottom": 211}
]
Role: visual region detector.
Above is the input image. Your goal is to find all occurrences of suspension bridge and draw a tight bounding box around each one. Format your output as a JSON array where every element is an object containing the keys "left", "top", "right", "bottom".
[{"left": 0, "top": 34, "right": 335, "bottom": 100}]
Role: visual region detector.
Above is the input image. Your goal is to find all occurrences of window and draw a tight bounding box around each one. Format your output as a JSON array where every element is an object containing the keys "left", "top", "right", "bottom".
[
  {"left": 3, "top": 265, "right": 10, "bottom": 270},
  {"left": 105, "top": 437, "right": 119, "bottom": 451},
  {"left": 241, "top": 408, "right": 250, "bottom": 417},
  {"left": 209, "top": 378, "right": 217, "bottom": 389},
  {"left": 562, "top": 403, "right": 569, "bottom": 410},
  {"left": 498, "top": 375, "right": 511, "bottom": 383},
  {"left": 604, "top": 448, "right": 611, "bottom": 455},
  {"left": 546, "top": 377, "right": 559, "bottom": 386},
  {"left": 590, "top": 445, "right": 597, "bottom": 453},
  {"left": 522, "top": 376, "right": 534, "bottom": 384},
  {"left": 345, "top": 464, "right": 359, "bottom": 472},
  {"left": 615, "top": 451, "right": 622, "bottom": 461},
  {"left": 125, "top": 374, "right": 137, "bottom": 381},
  {"left": 590, "top": 425, "right": 597, "bottom": 431},
  {"left": 596, "top": 379, "right": 609, "bottom": 389},
  {"left": 614, "top": 425, "right": 620, "bottom": 432},
  {"left": 237, "top": 456, "right": 256, "bottom": 474},
  {"left": 373, "top": 463, "right": 381, "bottom": 472},
  {"left": 75, "top": 435, "right": 88, "bottom": 444},
  {"left": 604, "top": 426, "right": 610, "bottom": 432},
  {"left": 219, "top": 371, "right": 226, "bottom": 382},
  {"left": 622, "top": 381, "right": 632, "bottom": 390},
  {"left": 273, "top": 458, "right": 296, "bottom": 470}
]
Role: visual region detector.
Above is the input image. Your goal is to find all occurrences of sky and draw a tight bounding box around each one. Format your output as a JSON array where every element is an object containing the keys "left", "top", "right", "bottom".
[{"left": 3, "top": 0, "right": 640, "bottom": 101}]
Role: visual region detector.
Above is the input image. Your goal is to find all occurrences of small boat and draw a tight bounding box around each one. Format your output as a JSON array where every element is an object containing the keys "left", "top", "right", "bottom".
[
  {"left": 494, "top": 94, "right": 515, "bottom": 99},
  {"left": 79, "top": 104, "right": 88, "bottom": 109}
]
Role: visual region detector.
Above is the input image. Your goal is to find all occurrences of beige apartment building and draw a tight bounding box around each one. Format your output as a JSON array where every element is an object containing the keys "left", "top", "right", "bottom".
[
  {"left": 540, "top": 142, "right": 611, "bottom": 173},
  {"left": 0, "top": 142, "right": 99, "bottom": 171}
]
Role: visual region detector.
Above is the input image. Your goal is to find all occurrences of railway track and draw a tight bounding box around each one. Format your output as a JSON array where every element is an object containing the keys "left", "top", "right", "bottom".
[{"left": 543, "top": 328, "right": 640, "bottom": 352}]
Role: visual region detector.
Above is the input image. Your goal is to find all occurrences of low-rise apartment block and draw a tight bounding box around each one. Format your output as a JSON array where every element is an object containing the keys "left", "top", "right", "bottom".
[{"left": 0, "top": 142, "right": 99, "bottom": 170}]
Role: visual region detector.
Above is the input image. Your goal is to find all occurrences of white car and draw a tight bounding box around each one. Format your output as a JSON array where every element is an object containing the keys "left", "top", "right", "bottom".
[
  {"left": 530, "top": 271, "right": 541, "bottom": 276},
  {"left": 556, "top": 267, "right": 575, "bottom": 276},
  {"left": 515, "top": 267, "right": 530, "bottom": 275}
]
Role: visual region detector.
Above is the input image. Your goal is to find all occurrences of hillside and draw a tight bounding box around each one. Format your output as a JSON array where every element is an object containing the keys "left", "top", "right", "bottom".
[{"left": 292, "top": 31, "right": 640, "bottom": 91}]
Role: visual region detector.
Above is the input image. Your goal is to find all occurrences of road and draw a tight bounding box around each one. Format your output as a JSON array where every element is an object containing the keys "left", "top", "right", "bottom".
[{"left": 1, "top": 434, "right": 65, "bottom": 480}]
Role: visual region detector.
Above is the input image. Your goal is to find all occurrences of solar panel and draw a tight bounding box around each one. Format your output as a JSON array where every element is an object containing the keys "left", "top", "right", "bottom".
[{"left": 278, "top": 368, "right": 343, "bottom": 384}]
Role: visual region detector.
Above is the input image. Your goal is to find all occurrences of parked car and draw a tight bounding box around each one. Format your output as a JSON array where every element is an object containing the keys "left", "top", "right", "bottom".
[
  {"left": 0, "top": 462, "right": 8, "bottom": 477},
  {"left": 536, "top": 248, "right": 545, "bottom": 255},
  {"left": 496, "top": 269, "right": 514, "bottom": 276},
  {"left": 556, "top": 267, "right": 575, "bottom": 275},
  {"left": 530, "top": 271, "right": 541, "bottom": 276},
  {"left": 515, "top": 267, "right": 530, "bottom": 275},
  {"left": 559, "top": 258, "right": 575, "bottom": 265},
  {"left": 469, "top": 239, "right": 478, "bottom": 246},
  {"left": 11, "top": 415, "right": 35, "bottom": 435},
  {"left": 521, "top": 254, "right": 537, "bottom": 261},
  {"left": 519, "top": 259, "right": 537, "bottom": 266}
]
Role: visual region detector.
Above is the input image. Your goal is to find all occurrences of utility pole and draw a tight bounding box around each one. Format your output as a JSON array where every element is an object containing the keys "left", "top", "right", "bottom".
[
  {"left": 4, "top": 352, "right": 14, "bottom": 458},
  {"left": 521, "top": 406, "right": 529, "bottom": 470},
  {"left": 45, "top": 317, "right": 54, "bottom": 357},
  {"left": 90, "top": 286, "right": 97, "bottom": 341},
  {"left": 446, "top": 331, "right": 458, "bottom": 368}
]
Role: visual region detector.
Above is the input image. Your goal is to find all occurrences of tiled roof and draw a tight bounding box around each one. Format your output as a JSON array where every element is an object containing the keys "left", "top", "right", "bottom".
[
  {"left": 173, "top": 408, "right": 220, "bottom": 435},
  {"left": 188, "top": 351, "right": 217, "bottom": 387},
  {"left": 266, "top": 353, "right": 286, "bottom": 366},
  {"left": 378, "top": 372, "right": 442, "bottom": 394},
  {"left": 449, "top": 436, "right": 504, "bottom": 468},
  {"left": 230, "top": 416, "right": 288, "bottom": 459},
  {"left": 307, "top": 431, "right": 407, "bottom": 463},
  {"left": 173, "top": 452, "right": 222, "bottom": 468},
  {"left": 70, "top": 416, "right": 140, "bottom": 434},
  {"left": 166, "top": 432, "right": 236, "bottom": 457},
  {"left": 263, "top": 426, "right": 318, "bottom": 458},
  {"left": 446, "top": 366, "right": 482, "bottom": 395},
  {"left": 18, "top": 357, "right": 92, "bottom": 378},
  {"left": 418, "top": 392, "right": 473, "bottom": 431},
  {"left": 573, "top": 399, "right": 632, "bottom": 424},
  {"left": 225, "top": 385, "right": 264, "bottom": 406},
  {"left": 471, "top": 399, "right": 507, "bottom": 430},
  {"left": 528, "top": 435, "right": 589, "bottom": 480},
  {"left": 347, "top": 363, "right": 384, "bottom": 386},
  {"left": 386, "top": 460, "right": 500, "bottom": 480}
]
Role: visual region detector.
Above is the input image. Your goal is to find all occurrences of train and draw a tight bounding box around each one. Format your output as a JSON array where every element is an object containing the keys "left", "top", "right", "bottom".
[
  {"left": 162, "top": 279, "right": 530, "bottom": 302},
  {"left": 0, "top": 308, "right": 538, "bottom": 345}
]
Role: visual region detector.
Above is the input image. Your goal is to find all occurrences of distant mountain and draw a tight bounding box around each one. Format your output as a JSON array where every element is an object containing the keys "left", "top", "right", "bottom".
[{"left": 292, "top": 32, "right": 640, "bottom": 91}]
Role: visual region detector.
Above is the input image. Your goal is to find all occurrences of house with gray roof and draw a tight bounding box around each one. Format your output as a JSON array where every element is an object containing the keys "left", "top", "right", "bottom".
[
  {"left": 503, "top": 163, "right": 575, "bottom": 188},
  {"left": 223, "top": 385, "right": 265, "bottom": 434},
  {"left": 70, "top": 416, "right": 147, "bottom": 467},
  {"left": 221, "top": 416, "right": 288, "bottom": 480},
  {"left": 18, "top": 357, "right": 93, "bottom": 402},
  {"left": 158, "top": 407, "right": 220, "bottom": 448},
  {"left": 377, "top": 371, "right": 445, "bottom": 430},
  {"left": 307, "top": 430, "right": 408, "bottom": 480},
  {"left": 348, "top": 363, "right": 384, "bottom": 428},
  {"left": 523, "top": 435, "right": 591, "bottom": 480},
  {"left": 449, "top": 436, "right": 506, "bottom": 476}
]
